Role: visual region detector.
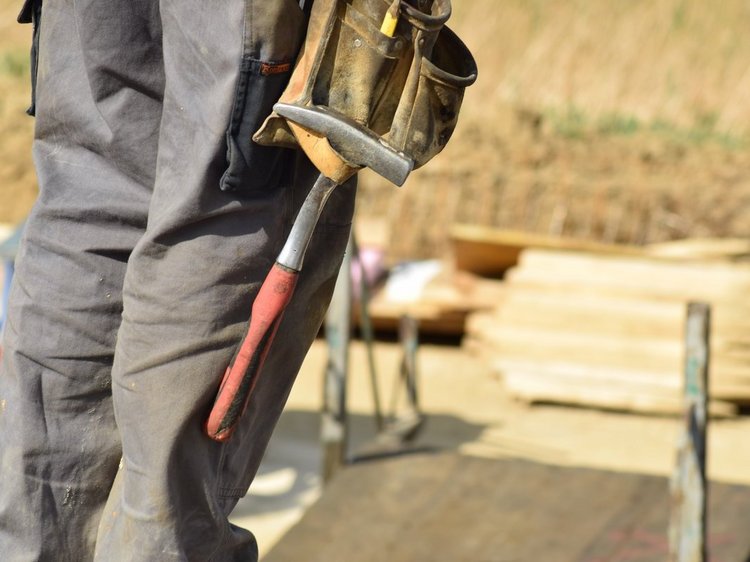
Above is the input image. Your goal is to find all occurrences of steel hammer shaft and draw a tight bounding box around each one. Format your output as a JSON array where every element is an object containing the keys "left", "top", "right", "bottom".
[
  {"left": 205, "top": 102, "right": 412, "bottom": 442},
  {"left": 204, "top": 174, "right": 341, "bottom": 442}
]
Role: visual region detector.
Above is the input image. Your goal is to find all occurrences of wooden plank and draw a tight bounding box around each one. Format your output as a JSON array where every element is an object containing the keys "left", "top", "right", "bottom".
[
  {"left": 508, "top": 249, "right": 750, "bottom": 302},
  {"left": 490, "top": 284, "right": 750, "bottom": 335},
  {"left": 449, "top": 223, "right": 642, "bottom": 276},
  {"left": 491, "top": 287, "right": 686, "bottom": 339},
  {"left": 265, "top": 454, "right": 750, "bottom": 562},
  {"left": 474, "top": 293, "right": 750, "bottom": 347},
  {"left": 646, "top": 238, "right": 750, "bottom": 261},
  {"left": 466, "top": 314, "right": 750, "bottom": 383},
  {"left": 471, "top": 287, "right": 750, "bottom": 359},
  {"left": 498, "top": 364, "right": 738, "bottom": 416},
  {"left": 468, "top": 320, "right": 684, "bottom": 373},
  {"left": 496, "top": 359, "right": 682, "bottom": 392},
  {"left": 486, "top": 354, "right": 750, "bottom": 401},
  {"left": 502, "top": 368, "right": 686, "bottom": 414}
]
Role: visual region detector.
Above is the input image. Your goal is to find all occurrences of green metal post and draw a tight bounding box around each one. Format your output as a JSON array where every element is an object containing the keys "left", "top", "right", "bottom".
[
  {"left": 321, "top": 237, "right": 353, "bottom": 483},
  {"left": 669, "top": 302, "right": 710, "bottom": 562}
]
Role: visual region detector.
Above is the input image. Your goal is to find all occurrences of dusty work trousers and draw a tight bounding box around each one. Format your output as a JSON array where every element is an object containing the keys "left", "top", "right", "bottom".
[{"left": 0, "top": 0, "right": 355, "bottom": 560}]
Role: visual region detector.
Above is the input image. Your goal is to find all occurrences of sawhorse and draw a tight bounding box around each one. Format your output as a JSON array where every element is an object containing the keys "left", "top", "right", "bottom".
[{"left": 321, "top": 234, "right": 425, "bottom": 482}]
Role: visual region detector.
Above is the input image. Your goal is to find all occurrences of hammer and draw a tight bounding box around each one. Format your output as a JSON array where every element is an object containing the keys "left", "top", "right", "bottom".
[{"left": 205, "top": 103, "right": 412, "bottom": 442}]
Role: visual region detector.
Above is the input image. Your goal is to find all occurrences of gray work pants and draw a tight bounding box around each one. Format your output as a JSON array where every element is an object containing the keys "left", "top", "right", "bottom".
[{"left": 0, "top": 0, "right": 354, "bottom": 560}]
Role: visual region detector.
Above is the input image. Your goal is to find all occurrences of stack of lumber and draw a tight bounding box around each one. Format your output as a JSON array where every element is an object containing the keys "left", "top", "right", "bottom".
[{"left": 465, "top": 246, "right": 750, "bottom": 415}]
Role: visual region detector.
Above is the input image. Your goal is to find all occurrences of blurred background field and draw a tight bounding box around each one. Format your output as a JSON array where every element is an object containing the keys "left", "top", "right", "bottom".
[
  {"left": 358, "top": 0, "right": 750, "bottom": 260},
  {"left": 5, "top": 0, "right": 750, "bottom": 253},
  {"left": 6, "top": 1, "right": 750, "bottom": 557},
  {"left": 0, "top": 0, "right": 36, "bottom": 224}
]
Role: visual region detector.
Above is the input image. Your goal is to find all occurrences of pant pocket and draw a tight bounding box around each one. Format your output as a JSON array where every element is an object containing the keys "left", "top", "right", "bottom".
[
  {"left": 17, "top": 0, "right": 42, "bottom": 116},
  {"left": 219, "top": 59, "right": 297, "bottom": 194}
]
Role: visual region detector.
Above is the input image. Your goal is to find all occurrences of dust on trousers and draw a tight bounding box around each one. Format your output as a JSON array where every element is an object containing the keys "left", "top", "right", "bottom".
[{"left": 0, "top": 0, "right": 354, "bottom": 560}]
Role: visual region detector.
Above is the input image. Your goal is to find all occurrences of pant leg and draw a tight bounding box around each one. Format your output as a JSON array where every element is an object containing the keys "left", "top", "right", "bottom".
[
  {"left": 92, "top": 1, "right": 356, "bottom": 560},
  {"left": 0, "top": 0, "right": 163, "bottom": 560}
]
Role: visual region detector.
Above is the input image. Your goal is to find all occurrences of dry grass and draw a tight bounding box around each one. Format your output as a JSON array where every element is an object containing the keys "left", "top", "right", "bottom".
[
  {"left": 453, "top": 0, "right": 750, "bottom": 133},
  {"left": 357, "top": 0, "right": 750, "bottom": 260},
  {"left": 0, "top": 0, "right": 35, "bottom": 223},
  {"left": 4, "top": 0, "right": 750, "bottom": 258}
]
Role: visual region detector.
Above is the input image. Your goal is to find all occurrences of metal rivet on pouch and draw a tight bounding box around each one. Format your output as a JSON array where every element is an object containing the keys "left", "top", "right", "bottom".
[{"left": 354, "top": 38, "right": 362, "bottom": 48}]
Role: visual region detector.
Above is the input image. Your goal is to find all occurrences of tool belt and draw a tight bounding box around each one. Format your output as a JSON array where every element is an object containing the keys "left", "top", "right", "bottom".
[{"left": 254, "top": 0, "right": 477, "bottom": 183}]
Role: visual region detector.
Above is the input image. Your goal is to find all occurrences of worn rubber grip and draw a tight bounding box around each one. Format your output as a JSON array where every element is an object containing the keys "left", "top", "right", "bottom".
[{"left": 205, "top": 264, "right": 299, "bottom": 442}]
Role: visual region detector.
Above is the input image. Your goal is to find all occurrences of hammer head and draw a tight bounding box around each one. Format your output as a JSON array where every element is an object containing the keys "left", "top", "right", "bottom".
[{"left": 274, "top": 103, "right": 414, "bottom": 187}]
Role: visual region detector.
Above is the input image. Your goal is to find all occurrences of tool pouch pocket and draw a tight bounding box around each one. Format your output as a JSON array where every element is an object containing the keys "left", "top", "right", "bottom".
[
  {"left": 18, "top": 0, "right": 42, "bottom": 117},
  {"left": 316, "top": 4, "right": 409, "bottom": 133},
  {"left": 254, "top": 0, "right": 477, "bottom": 180},
  {"left": 219, "top": 59, "right": 296, "bottom": 193},
  {"left": 254, "top": 0, "right": 416, "bottom": 149},
  {"left": 387, "top": 26, "right": 476, "bottom": 168}
]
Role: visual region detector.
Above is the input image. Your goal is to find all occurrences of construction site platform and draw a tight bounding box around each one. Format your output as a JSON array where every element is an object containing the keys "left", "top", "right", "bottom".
[{"left": 265, "top": 452, "right": 750, "bottom": 562}]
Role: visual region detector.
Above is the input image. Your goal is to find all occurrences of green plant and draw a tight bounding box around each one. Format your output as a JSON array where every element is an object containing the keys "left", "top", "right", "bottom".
[
  {"left": 596, "top": 113, "right": 641, "bottom": 135},
  {"left": 550, "top": 106, "right": 588, "bottom": 139},
  {"left": 649, "top": 115, "right": 748, "bottom": 149},
  {"left": 0, "top": 50, "right": 29, "bottom": 78},
  {"left": 672, "top": 0, "right": 688, "bottom": 30}
]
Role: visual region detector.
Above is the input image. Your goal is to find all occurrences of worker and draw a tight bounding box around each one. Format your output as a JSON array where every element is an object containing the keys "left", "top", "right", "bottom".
[{"left": 0, "top": 0, "right": 355, "bottom": 559}]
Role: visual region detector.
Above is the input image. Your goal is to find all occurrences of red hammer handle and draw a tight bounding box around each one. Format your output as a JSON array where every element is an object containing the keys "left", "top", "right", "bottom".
[{"left": 205, "top": 263, "right": 299, "bottom": 442}]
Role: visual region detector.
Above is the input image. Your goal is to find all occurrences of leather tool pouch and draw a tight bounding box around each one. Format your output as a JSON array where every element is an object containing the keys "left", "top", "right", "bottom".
[{"left": 254, "top": 0, "right": 477, "bottom": 179}]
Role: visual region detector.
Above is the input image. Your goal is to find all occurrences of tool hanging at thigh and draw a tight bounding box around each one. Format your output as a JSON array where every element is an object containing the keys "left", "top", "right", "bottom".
[
  {"left": 255, "top": 0, "right": 477, "bottom": 182},
  {"left": 206, "top": 0, "right": 477, "bottom": 441}
]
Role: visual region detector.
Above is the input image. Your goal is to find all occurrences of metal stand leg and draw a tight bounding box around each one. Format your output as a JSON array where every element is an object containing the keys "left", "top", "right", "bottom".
[
  {"left": 669, "top": 302, "right": 710, "bottom": 562},
  {"left": 383, "top": 314, "right": 424, "bottom": 443},
  {"left": 352, "top": 236, "right": 384, "bottom": 432},
  {"left": 320, "top": 233, "right": 427, "bottom": 476},
  {"left": 321, "top": 237, "right": 353, "bottom": 483}
]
